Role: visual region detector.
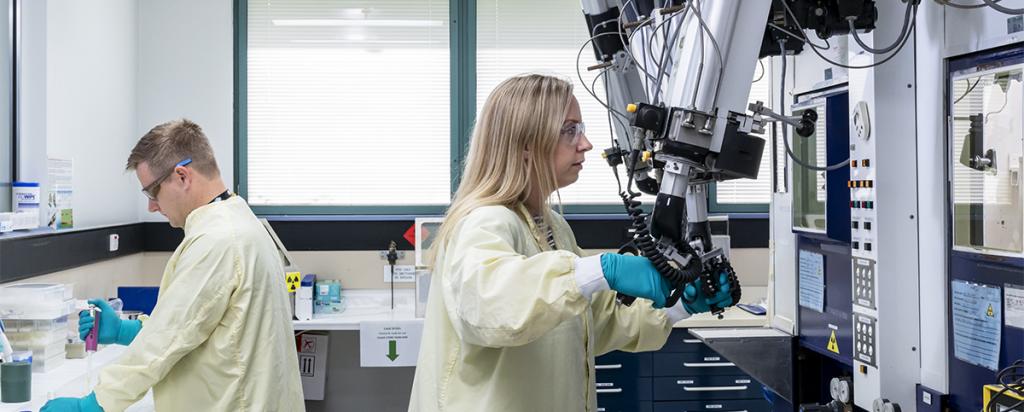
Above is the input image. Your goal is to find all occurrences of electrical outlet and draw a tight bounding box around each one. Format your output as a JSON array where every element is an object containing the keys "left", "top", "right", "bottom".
[
  {"left": 109, "top": 234, "right": 119, "bottom": 252},
  {"left": 853, "top": 101, "right": 871, "bottom": 141}
]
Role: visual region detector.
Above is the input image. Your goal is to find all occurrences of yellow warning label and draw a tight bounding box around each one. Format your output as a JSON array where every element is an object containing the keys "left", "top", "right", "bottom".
[
  {"left": 827, "top": 330, "right": 840, "bottom": 354},
  {"left": 987, "top": 304, "right": 995, "bottom": 317},
  {"left": 285, "top": 272, "right": 301, "bottom": 293}
]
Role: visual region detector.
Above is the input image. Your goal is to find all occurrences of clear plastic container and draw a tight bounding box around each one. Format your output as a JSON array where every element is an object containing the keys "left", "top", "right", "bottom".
[
  {"left": 6, "top": 328, "right": 67, "bottom": 348},
  {"left": 0, "top": 283, "right": 66, "bottom": 302},
  {"left": 16, "top": 339, "right": 65, "bottom": 360},
  {"left": 2, "top": 315, "right": 69, "bottom": 332},
  {"left": 31, "top": 353, "right": 66, "bottom": 373},
  {"left": 0, "top": 284, "right": 74, "bottom": 319}
]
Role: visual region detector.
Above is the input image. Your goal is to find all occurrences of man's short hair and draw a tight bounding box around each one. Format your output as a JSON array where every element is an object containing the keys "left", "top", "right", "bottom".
[{"left": 126, "top": 119, "right": 220, "bottom": 177}]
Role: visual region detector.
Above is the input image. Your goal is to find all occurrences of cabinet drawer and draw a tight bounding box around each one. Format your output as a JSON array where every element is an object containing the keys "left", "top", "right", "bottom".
[
  {"left": 595, "top": 376, "right": 651, "bottom": 402},
  {"left": 660, "top": 330, "right": 710, "bottom": 353},
  {"left": 653, "top": 375, "right": 761, "bottom": 401},
  {"left": 596, "top": 351, "right": 652, "bottom": 378},
  {"left": 596, "top": 398, "right": 654, "bottom": 412},
  {"left": 652, "top": 352, "right": 742, "bottom": 376},
  {"left": 652, "top": 399, "right": 770, "bottom": 412}
]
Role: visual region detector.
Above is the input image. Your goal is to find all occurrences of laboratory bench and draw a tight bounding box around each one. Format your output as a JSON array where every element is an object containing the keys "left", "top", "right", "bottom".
[
  {"left": 1, "top": 287, "right": 769, "bottom": 411},
  {"left": 291, "top": 287, "right": 768, "bottom": 331},
  {"left": 0, "top": 345, "right": 154, "bottom": 412}
]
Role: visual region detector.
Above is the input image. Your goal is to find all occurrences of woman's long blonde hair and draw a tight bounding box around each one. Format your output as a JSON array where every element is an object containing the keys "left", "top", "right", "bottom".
[{"left": 428, "top": 74, "right": 574, "bottom": 264}]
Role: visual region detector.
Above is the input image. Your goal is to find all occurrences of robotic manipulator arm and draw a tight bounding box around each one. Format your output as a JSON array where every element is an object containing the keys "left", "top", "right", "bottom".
[{"left": 579, "top": 0, "right": 857, "bottom": 314}]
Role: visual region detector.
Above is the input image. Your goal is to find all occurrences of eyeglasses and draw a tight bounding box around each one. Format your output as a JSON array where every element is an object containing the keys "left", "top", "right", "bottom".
[
  {"left": 559, "top": 122, "right": 586, "bottom": 146},
  {"left": 142, "top": 158, "right": 192, "bottom": 201}
]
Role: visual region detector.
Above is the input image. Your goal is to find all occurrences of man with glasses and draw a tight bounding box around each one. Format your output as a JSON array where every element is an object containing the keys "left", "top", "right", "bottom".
[{"left": 43, "top": 119, "right": 304, "bottom": 412}]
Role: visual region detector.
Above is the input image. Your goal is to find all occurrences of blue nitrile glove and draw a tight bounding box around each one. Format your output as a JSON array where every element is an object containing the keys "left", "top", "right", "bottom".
[
  {"left": 41, "top": 392, "right": 104, "bottom": 412},
  {"left": 599, "top": 254, "right": 672, "bottom": 308},
  {"left": 681, "top": 271, "right": 735, "bottom": 314},
  {"left": 78, "top": 299, "right": 142, "bottom": 346}
]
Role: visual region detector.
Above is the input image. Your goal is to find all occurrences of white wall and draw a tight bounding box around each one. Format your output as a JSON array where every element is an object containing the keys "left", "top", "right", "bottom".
[
  {"left": 17, "top": 0, "right": 139, "bottom": 229},
  {"left": 46, "top": 0, "right": 140, "bottom": 228},
  {"left": 15, "top": 0, "right": 233, "bottom": 227},
  {"left": 135, "top": 0, "right": 233, "bottom": 222}
]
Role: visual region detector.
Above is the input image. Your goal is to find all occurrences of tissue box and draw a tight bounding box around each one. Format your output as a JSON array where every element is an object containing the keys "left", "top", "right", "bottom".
[{"left": 296, "top": 274, "right": 315, "bottom": 321}]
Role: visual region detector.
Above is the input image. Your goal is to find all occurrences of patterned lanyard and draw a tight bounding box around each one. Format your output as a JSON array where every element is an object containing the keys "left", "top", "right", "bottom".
[
  {"left": 532, "top": 215, "right": 558, "bottom": 251},
  {"left": 209, "top": 190, "right": 231, "bottom": 204}
]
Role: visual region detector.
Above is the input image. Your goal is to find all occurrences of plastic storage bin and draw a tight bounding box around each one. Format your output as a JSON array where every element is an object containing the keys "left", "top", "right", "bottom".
[
  {"left": 0, "top": 284, "right": 74, "bottom": 319},
  {"left": 31, "top": 353, "right": 66, "bottom": 373}
]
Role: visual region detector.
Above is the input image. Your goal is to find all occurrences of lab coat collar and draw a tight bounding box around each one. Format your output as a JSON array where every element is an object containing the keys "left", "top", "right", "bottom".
[{"left": 183, "top": 195, "right": 243, "bottom": 236}]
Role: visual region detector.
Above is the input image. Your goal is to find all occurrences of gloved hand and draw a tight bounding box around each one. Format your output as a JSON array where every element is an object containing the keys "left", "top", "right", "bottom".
[
  {"left": 599, "top": 254, "right": 672, "bottom": 308},
  {"left": 41, "top": 392, "right": 104, "bottom": 412},
  {"left": 681, "top": 271, "right": 735, "bottom": 315},
  {"left": 78, "top": 299, "right": 142, "bottom": 346}
]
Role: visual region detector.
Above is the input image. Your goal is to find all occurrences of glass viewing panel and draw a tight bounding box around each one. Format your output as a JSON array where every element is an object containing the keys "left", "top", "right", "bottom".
[
  {"left": 792, "top": 102, "right": 828, "bottom": 233},
  {"left": 950, "top": 64, "right": 1023, "bottom": 256}
]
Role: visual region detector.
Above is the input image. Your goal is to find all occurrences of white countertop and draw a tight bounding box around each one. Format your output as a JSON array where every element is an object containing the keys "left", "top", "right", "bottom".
[
  {"left": 0, "top": 346, "right": 153, "bottom": 412},
  {"left": 673, "top": 286, "right": 769, "bottom": 329},
  {"left": 292, "top": 287, "right": 768, "bottom": 331},
  {"left": 292, "top": 289, "right": 421, "bottom": 331},
  {"left": 0, "top": 286, "right": 767, "bottom": 410}
]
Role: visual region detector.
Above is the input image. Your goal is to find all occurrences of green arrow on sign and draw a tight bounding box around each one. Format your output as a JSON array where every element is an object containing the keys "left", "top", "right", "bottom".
[{"left": 386, "top": 340, "right": 399, "bottom": 361}]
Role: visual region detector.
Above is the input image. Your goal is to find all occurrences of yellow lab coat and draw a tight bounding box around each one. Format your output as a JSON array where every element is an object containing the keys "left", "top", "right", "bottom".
[
  {"left": 409, "top": 205, "right": 687, "bottom": 411},
  {"left": 94, "top": 196, "right": 304, "bottom": 411}
]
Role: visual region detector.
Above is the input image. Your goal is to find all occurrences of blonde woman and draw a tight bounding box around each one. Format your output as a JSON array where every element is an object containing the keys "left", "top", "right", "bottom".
[{"left": 409, "top": 74, "right": 734, "bottom": 411}]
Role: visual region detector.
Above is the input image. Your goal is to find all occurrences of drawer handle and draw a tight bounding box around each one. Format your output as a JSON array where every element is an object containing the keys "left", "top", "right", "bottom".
[
  {"left": 678, "top": 384, "right": 750, "bottom": 392},
  {"left": 596, "top": 388, "right": 623, "bottom": 394},
  {"left": 595, "top": 364, "right": 622, "bottom": 370},
  {"left": 683, "top": 339, "right": 702, "bottom": 344},
  {"left": 683, "top": 362, "right": 736, "bottom": 368}
]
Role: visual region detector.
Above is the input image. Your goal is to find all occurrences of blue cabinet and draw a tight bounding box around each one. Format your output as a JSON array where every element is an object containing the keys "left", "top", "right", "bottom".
[
  {"left": 596, "top": 329, "right": 771, "bottom": 412},
  {"left": 652, "top": 399, "right": 770, "bottom": 412}
]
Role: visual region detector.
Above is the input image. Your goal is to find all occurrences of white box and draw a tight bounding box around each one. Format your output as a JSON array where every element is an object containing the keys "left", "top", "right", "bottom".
[
  {"left": 295, "top": 274, "right": 315, "bottom": 322},
  {"left": 297, "top": 332, "right": 328, "bottom": 400},
  {"left": 12, "top": 210, "right": 39, "bottom": 231}
]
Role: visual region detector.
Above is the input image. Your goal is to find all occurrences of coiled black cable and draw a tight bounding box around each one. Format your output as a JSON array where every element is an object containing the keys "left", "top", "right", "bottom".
[{"left": 618, "top": 188, "right": 697, "bottom": 308}]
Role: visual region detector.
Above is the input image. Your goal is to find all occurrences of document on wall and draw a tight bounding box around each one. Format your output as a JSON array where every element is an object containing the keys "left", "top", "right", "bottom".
[
  {"left": 47, "top": 158, "right": 73, "bottom": 229},
  {"left": 798, "top": 250, "right": 825, "bottom": 313},
  {"left": 360, "top": 320, "right": 423, "bottom": 368},
  {"left": 951, "top": 280, "right": 1002, "bottom": 371},
  {"left": 1005, "top": 283, "right": 1024, "bottom": 330}
]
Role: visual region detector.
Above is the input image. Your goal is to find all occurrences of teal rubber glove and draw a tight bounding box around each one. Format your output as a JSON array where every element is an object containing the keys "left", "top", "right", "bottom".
[
  {"left": 41, "top": 392, "right": 104, "bottom": 412},
  {"left": 78, "top": 299, "right": 142, "bottom": 346},
  {"left": 682, "top": 271, "right": 735, "bottom": 314},
  {"left": 599, "top": 254, "right": 672, "bottom": 308}
]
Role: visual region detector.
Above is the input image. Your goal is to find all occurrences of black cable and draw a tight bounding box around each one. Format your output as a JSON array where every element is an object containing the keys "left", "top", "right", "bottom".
[
  {"left": 689, "top": 0, "right": 727, "bottom": 112},
  {"left": 986, "top": 84, "right": 1011, "bottom": 123},
  {"left": 848, "top": 2, "right": 914, "bottom": 55},
  {"left": 988, "top": 360, "right": 1024, "bottom": 412},
  {"left": 935, "top": 0, "right": 993, "bottom": 9},
  {"left": 778, "top": 40, "right": 850, "bottom": 172},
  {"left": 617, "top": 2, "right": 660, "bottom": 86},
  {"left": 753, "top": 59, "right": 766, "bottom": 83},
  {"left": 618, "top": 151, "right": 695, "bottom": 308},
  {"left": 954, "top": 78, "right": 981, "bottom": 104},
  {"left": 767, "top": 23, "right": 831, "bottom": 50},
  {"left": 984, "top": 0, "right": 1024, "bottom": 14},
  {"left": 652, "top": 12, "right": 685, "bottom": 104},
  {"left": 600, "top": 69, "right": 634, "bottom": 152},
  {"left": 576, "top": 32, "right": 638, "bottom": 121},
  {"left": 780, "top": 1, "right": 916, "bottom": 70}
]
